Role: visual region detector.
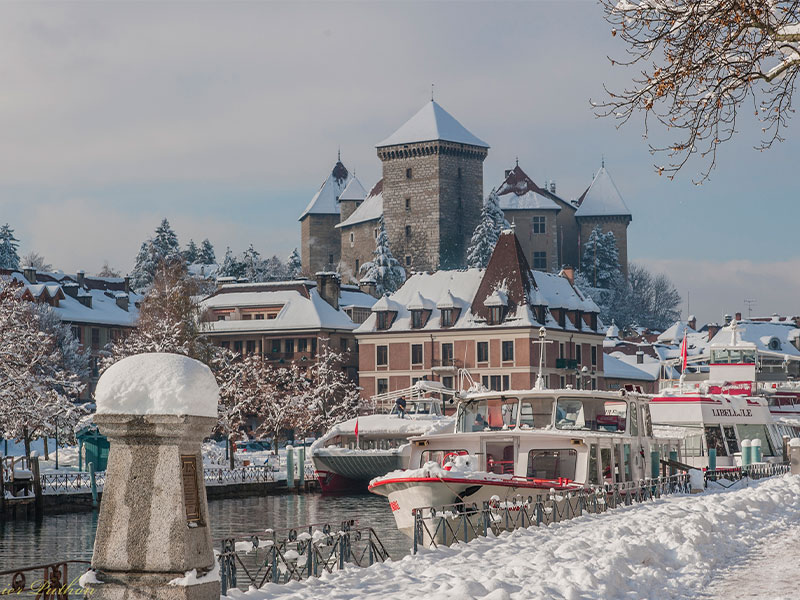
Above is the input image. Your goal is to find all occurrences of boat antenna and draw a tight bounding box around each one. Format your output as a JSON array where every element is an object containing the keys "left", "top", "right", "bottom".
[{"left": 533, "top": 327, "right": 553, "bottom": 390}]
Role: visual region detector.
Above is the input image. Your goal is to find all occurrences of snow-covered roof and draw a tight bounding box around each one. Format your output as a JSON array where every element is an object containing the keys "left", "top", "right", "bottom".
[
  {"left": 606, "top": 322, "right": 620, "bottom": 339},
  {"left": 709, "top": 321, "right": 800, "bottom": 357},
  {"left": 336, "top": 179, "right": 384, "bottom": 229},
  {"left": 436, "top": 289, "right": 459, "bottom": 310},
  {"left": 339, "top": 175, "right": 367, "bottom": 202},
  {"left": 485, "top": 289, "right": 508, "bottom": 307},
  {"left": 657, "top": 321, "right": 697, "bottom": 345},
  {"left": 376, "top": 101, "right": 489, "bottom": 148},
  {"left": 201, "top": 283, "right": 376, "bottom": 333},
  {"left": 407, "top": 291, "right": 435, "bottom": 311},
  {"left": 298, "top": 159, "right": 351, "bottom": 220},
  {"left": 575, "top": 166, "right": 632, "bottom": 218},
  {"left": 602, "top": 353, "right": 659, "bottom": 382},
  {"left": 495, "top": 165, "right": 562, "bottom": 211},
  {"left": 532, "top": 271, "right": 600, "bottom": 313}
]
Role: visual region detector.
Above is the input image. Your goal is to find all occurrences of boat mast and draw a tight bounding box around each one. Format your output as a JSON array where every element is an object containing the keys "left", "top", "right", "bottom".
[{"left": 533, "top": 326, "right": 553, "bottom": 390}]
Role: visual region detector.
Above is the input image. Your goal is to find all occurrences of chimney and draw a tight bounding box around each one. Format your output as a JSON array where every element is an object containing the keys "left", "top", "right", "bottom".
[
  {"left": 561, "top": 266, "right": 575, "bottom": 286},
  {"left": 78, "top": 294, "right": 92, "bottom": 309},
  {"left": 316, "top": 272, "right": 340, "bottom": 310},
  {"left": 688, "top": 315, "right": 696, "bottom": 330},
  {"left": 636, "top": 351, "right": 644, "bottom": 364},
  {"left": 62, "top": 282, "right": 79, "bottom": 298},
  {"left": 724, "top": 314, "right": 732, "bottom": 325},
  {"left": 735, "top": 311, "right": 742, "bottom": 321},
  {"left": 115, "top": 294, "right": 129, "bottom": 312},
  {"left": 549, "top": 181, "right": 556, "bottom": 194},
  {"left": 124, "top": 276, "right": 130, "bottom": 294},
  {"left": 504, "top": 169, "right": 511, "bottom": 178},
  {"left": 707, "top": 323, "right": 720, "bottom": 341},
  {"left": 23, "top": 267, "right": 36, "bottom": 284},
  {"left": 359, "top": 277, "right": 378, "bottom": 298},
  {"left": 76, "top": 270, "right": 85, "bottom": 288}
]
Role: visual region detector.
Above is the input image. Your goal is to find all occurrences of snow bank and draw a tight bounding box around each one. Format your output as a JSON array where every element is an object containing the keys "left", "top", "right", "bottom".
[
  {"left": 234, "top": 475, "right": 800, "bottom": 599},
  {"left": 95, "top": 353, "right": 218, "bottom": 418}
]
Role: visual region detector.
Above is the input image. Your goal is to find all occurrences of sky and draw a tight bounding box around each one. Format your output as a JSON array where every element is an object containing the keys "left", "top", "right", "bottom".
[{"left": 0, "top": 1, "right": 797, "bottom": 325}]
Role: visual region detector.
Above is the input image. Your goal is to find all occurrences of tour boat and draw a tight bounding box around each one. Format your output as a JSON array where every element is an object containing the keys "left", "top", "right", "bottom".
[
  {"left": 651, "top": 323, "right": 800, "bottom": 469},
  {"left": 311, "top": 382, "right": 455, "bottom": 493},
  {"left": 369, "top": 383, "right": 681, "bottom": 538}
]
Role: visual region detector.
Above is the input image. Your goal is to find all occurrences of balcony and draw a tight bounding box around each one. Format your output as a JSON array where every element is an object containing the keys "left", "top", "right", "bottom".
[{"left": 556, "top": 358, "right": 579, "bottom": 370}]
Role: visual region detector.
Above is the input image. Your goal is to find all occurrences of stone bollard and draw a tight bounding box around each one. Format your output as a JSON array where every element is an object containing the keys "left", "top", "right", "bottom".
[
  {"left": 85, "top": 353, "right": 221, "bottom": 600},
  {"left": 790, "top": 438, "right": 800, "bottom": 475}
]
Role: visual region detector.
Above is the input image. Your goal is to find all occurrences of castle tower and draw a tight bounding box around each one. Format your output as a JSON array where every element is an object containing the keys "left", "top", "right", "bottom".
[
  {"left": 574, "top": 165, "right": 632, "bottom": 275},
  {"left": 298, "top": 157, "right": 350, "bottom": 275},
  {"left": 338, "top": 175, "right": 367, "bottom": 224},
  {"left": 376, "top": 100, "right": 488, "bottom": 272}
]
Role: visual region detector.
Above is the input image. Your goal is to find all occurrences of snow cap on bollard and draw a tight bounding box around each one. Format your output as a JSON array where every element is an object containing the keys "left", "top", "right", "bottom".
[
  {"left": 95, "top": 353, "right": 218, "bottom": 417},
  {"left": 789, "top": 438, "right": 800, "bottom": 448}
]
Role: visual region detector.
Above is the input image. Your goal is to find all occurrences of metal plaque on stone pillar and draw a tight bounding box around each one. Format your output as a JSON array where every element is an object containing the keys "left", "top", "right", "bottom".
[{"left": 181, "top": 455, "right": 202, "bottom": 524}]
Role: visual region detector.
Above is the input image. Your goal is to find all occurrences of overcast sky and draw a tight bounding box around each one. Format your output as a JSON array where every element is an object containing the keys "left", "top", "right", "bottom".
[{"left": 1, "top": 1, "right": 797, "bottom": 325}]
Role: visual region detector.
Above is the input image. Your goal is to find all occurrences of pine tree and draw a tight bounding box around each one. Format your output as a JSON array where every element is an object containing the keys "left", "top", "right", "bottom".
[
  {"left": 198, "top": 239, "right": 216, "bottom": 264},
  {"left": 287, "top": 248, "right": 302, "bottom": 279},
  {"left": 0, "top": 224, "right": 20, "bottom": 270},
  {"left": 184, "top": 239, "right": 199, "bottom": 264},
  {"left": 580, "top": 226, "right": 621, "bottom": 289},
  {"left": 359, "top": 217, "right": 405, "bottom": 295},
  {"left": 466, "top": 192, "right": 505, "bottom": 268},
  {"left": 130, "top": 219, "right": 185, "bottom": 291},
  {"left": 242, "top": 245, "right": 265, "bottom": 282},
  {"left": 152, "top": 218, "right": 181, "bottom": 260},
  {"left": 219, "top": 247, "right": 245, "bottom": 279}
]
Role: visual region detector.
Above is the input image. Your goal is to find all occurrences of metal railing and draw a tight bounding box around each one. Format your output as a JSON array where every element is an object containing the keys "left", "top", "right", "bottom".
[
  {"left": 40, "top": 471, "right": 106, "bottom": 494},
  {"left": 203, "top": 465, "right": 277, "bottom": 486},
  {"left": 0, "top": 560, "right": 91, "bottom": 598},
  {"left": 217, "top": 520, "right": 390, "bottom": 594},
  {"left": 411, "top": 474, "right": 692, "bottom": 552},
  {"left": 705, "top": 462, "right": 790, "bottom": 484}
]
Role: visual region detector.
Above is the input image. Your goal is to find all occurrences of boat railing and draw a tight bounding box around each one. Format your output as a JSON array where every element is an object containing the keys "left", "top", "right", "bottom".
[
  {"left": 705, "top": 462, "right": 789, "bottom": 484},
  {"left": 216, "top": 519, "right": 391, "bottom": 594},
  {"left": 410, "top": 474, "right": 693, "bottom": 553}
]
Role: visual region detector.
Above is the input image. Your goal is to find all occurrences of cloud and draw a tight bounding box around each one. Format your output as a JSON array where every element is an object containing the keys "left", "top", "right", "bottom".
[{"left": 637, "top": 258, "right": 800, "bottom": 326}]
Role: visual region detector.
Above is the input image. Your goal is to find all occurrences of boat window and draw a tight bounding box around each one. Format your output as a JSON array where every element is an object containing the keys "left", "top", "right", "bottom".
[
  {"left": 555, "top": 398, "right": 627, "bottom": 433},
  {"left": 711, "top": 349, "right": 756, "bottom": 364},
  {"left": 682, "top": 432, "right": 704, "bottom": 457},
  {"left": 518, "top": 397, "right": 554, "bottom": 429},
  {"left": 527, "top": 449, "right": 577, "bottom": 480},
  {"left": 588, "top": 444, "right": 599, "bottom": 485},
  {"left": 486, "top": 442, "right": 516, "bottom": 475},
  {"left": 703, "top": 426, "right": 727, "bottom": 456},
  {"left": 737, "top": 424, "right": 774, "bottom": 457},
  {"left": 458, "top": 397, "right": 519, "bottom": 432},
  {"left": 420, "top": 449, "right": 468, "bottom": 468},
  {"left": 642, "top": 404, "right": 653, "bottom": 437},
  {"left": 623, "top": 444, "right": 632, "bottom": 481},
  {"left": 405, "top": 401, "right": 434, "bottom": 415},
  {"left": 723, "top": 426, "right": 739, "bottom": 454},
  {"left": 600, "top": 447, "right": 613, "bottom": 483},
  {"left": 629, "top": 403, "right": 639, "bottom": 436}
]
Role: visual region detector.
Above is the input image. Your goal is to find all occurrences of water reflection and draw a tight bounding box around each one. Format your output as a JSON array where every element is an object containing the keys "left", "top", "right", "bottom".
[{"left": 0, "top": 493, "right": 408, "bottom": 572}]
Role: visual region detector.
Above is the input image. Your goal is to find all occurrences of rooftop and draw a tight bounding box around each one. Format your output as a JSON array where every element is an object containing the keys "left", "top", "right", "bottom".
[{"left": 376, "top": 100, "right": 489, "bottom": 149}]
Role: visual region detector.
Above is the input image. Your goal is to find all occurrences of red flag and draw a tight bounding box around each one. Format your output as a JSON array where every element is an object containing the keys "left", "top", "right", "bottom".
[
  {"left": 680, "top": 334, "right": 688, "bottom": 372},
  {"left": 354, "top": 418, "right": 359, "bottom": 447}
]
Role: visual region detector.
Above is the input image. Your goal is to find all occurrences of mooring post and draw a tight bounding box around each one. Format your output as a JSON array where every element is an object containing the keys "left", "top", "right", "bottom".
[
  {"left": 708, "top": 448, "right": 716, "bottom": 471},
  {"left": 85, "top": 353, "right": 221, "bottom": 600},
  {"left": 286, "top": 445, "right": 295, "bottom": 491},
  {"left": 752, "top": 439, "right": 762, "bottom": 463},
  {"left": 741, "top": 439, "right": 752, "bottom": 468},
  {"left": 650, "top": 450, "right": 659, "bottom": 479}
]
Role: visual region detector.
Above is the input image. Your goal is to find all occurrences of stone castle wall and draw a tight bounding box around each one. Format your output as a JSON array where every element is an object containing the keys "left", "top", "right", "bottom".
[
  {"left": 301, "top": 214, "right": 341, "bottom": 275},
  {"left": 339, "top": 219, "right": 380, "bottom": 282},
  {"left": 503, "top": 209, "right": 560, "bottom": 272}
]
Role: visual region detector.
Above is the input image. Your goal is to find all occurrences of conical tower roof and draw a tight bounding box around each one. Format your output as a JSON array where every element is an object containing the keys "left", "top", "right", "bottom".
[
  {"left": 298, "top": 158, "right": 351, "bottom": 220},
  {"left": 575, "top": 166, "right": 631, "bottom": 218},
  {"left": 339, "top": 175, "right": 367, "bottom": 202},
  {"left": 376, "top": 100, "right": 489, "bottom": 148}
]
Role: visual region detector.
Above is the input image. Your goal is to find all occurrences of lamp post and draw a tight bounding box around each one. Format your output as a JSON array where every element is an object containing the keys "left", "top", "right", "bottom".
[{"left": 581, "top": 366, "right": 589, "bottom": 390}]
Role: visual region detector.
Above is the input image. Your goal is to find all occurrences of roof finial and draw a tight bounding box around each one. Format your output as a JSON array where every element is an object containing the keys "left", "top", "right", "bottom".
[
  {"left": 515, "top": 156, "right": 519, "bottom": 167},
  {"left": 338, "top": 147, "right": 341, "bottom": 162},
  {"left": 431, "top": 83, "right": 435, "bottom": 102},
  {"left": 601, "top": 154, "right": 605, "bottom": 168}
]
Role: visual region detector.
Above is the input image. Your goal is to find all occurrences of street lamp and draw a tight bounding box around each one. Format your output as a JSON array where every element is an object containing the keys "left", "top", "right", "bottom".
[{"left": 581, "top": 366, "right": 589, "bottom": 390}]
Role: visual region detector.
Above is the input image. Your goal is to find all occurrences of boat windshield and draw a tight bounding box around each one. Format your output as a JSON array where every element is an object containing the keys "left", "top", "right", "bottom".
[
  {"left": 389, "top": 400, "right": 440, "bottom": 416},
  {"left": 458, "top": 397, "right": 519, "bottom": 432},
  {"left": 555, "top": 397, "right": 628, "bottom": 433}
]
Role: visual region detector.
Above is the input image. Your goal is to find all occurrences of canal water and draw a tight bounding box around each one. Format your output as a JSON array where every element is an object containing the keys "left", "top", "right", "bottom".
[{"left": 0, "top": 493, "right": 410, "bottom": 572}]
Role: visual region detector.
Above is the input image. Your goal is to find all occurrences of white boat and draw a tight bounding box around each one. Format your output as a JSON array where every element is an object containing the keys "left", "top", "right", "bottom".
[
  {"left": 311, "top": 382, "right": 455, "bottom": 493},
  {"left": 369, "top": 382, "right": 681, "bottom": 538}
]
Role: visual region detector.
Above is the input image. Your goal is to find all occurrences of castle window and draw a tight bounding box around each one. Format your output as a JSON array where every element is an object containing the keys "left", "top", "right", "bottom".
[
  {"left": 246, "top": 340, "right": 256, "bottom": 354},
  {"left": 411, "top": 344, "right": 423, "bottom": 365},
  {"left": 349, "top": 232, "right": 354, "bottom": 243},
  {"left": 502, "top": 341, "right": 514, "bottom": 362},
  {"left": 377, "top": 312, "right": 391, "bottom": 330},
  {"left": 458, "top": 167, "right": 462, "bottom": 179},
  {"left": 405, "top": 255, "right": 412, "bottom": 267},
  {"left": 533, "top": 252, "right": 547, "bottom": 270},
  {"left": 405, "top": 198, "right": 411, "bottom": 210},
  {"left": 374, "top": 228, "right": 378, "bottom": 239},
  {"left": 406, "top": 168, "right": 413, "bottom": 179},
  {"left": 328, "top": 253, "right": 334, "bottom": 265},
  {"left": 355, "top": 259, "right": 360, "bottom": 272},
  {"left": 532, "top": 216, "right": 546, "bottom": 234},
  {"left": 405, "top": 225, "right": 411, "bottom": 238}
]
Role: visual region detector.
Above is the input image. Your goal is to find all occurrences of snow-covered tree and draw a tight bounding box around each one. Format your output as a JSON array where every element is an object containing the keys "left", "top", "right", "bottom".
[
  {"left": 184, "top": 239, "right": 199, "bottom": 264},
  {"left": 96, "top": 261, "right": 121, "bottom": 277},
  {"left": 0, "top": 224, "right": 20, "bottom": 270},
  {"left": 597, "top": 0, "right": 800, "bottom": 181},
  {"left": 359, "top": 217, "right": 405, "bottom": 295},
  {"left": 580, "top": 226, "right": 621, "bottom": 290},
  {"left": 287, "top": 248, "right": 302, "bottom": 279},
  {"left": 21, "top": 251, "right": 52, "bottom": 272},
  {"left": 198, "top": 239, "right": 216, "bottom": 264},
  {"left": 130, "top": 219, "right": 184, "bottom": 291},
  {"left": 219, "top": 247, "right": 245, "bottom": 279},
  {"left": 152, "top": 218, "right": 181, "bottom": 259},
  {"left": 467, "top": 192, "right": 505, "bottom": 268},
  {"left": 0, "top": 279, "right": 84, "bottom": 457},
  {"left": 306, "top": 344, "right": 361, "bottom": 432}
]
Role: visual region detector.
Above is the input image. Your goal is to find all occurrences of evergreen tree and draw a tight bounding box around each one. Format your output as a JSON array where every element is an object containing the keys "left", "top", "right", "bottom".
[
  {"left": 152, "top": 218, "right": 181, "bottom": 260},
  {"left": 183, "top": 239, "right": 199, "bottom": 264},
  {"left": 287, "top": 248, "right": 302, "bottom": 279},
  {"left": 220, "top": 247, "right": 245, "bottom": 279},
  {"left": 242, "top": 245, "right": 265, "bottom": 282},
  {"left": 580, "top": 226, "right": 621, "bottom": 289},
  {"left": 466, "top": 192, "right": 505, "bottom": 268},
  {"left": 0, "top": 224, "right": 20, "bottom": 270},
  {"left": 198, "top": 239, "right": 216, "bottom": 264},
  {"left": 359, "top": 217, "right": 405, "bottom": 295},
  {"left": 129, "top": 219, "right": 184, "bottom": 291}
]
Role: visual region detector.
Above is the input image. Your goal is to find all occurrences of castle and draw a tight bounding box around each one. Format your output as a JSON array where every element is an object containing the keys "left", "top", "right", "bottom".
[{"left": 299, "top": 100, "right": 632, "bottom": 281}]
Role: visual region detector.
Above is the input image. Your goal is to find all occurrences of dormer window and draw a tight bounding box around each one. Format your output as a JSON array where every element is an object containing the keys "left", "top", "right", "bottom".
[
  {"left": 411, "top": 310, "right": 423, "bottom": 329},
  {"left": 489, "top": 306, "right": 505, "bottom": 325},
  {"left": 441, "top": 308, "right": 454, "bottom": 327},
  {"left": 377, "top": 312, "right": 390, "bottom": 330}
]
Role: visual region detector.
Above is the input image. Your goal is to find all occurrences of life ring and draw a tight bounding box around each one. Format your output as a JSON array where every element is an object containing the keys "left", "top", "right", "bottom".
[{"left": 442, "top": 451, "right": 468, "bottom": 471}]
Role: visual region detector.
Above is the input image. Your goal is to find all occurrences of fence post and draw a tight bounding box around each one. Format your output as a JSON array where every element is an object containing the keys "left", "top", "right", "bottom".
[
  {"left": 412, "top": 511, "right": 419, "bottom": 554},
  {"left": 88, "top": 461, "right": 98, "bottom": 508},
  {"left": 272, "top": 545, "right": 279, "bottom": 583}
]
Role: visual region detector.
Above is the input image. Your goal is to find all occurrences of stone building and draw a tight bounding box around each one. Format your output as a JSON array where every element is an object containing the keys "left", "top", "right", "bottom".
[{"left": 300, "top": 101, "right": 632, "bottom": 282}]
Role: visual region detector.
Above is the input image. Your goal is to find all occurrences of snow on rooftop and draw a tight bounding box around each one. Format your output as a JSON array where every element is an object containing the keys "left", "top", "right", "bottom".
[
  {"left": 298, "top": 159, "right": 351, "bottom": 220},
  {"left": 606, "top": 322, "right": 620, "bottom": 338},
  {"left": 336, "top": 180, "right": 383, "bottom": 229},
  {"left": 376, "top": 101, "right": 489, "bottom": 148},
  {"left": 709, "top": 320, "right": 800, "bottom": 357},
  {"left": 602, "top": 353, "right": 658, "bottom": 381},
  {"left": 657, "top": 320, "right": 697, "bottom": 345},
  {"left": 95, "top": 353, "right": 219, "bottom": 418},
  {"left": 575, "top": 166, "right": 631, "bottom": 218},
  {"left": 339, "top": 175, "right": 367, "bottom": 202},
  {"left": 497, "top": 189, "right": 561, "bottom": 211}
]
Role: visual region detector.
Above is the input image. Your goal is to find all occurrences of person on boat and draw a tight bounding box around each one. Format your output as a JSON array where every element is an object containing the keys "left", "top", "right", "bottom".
[
  {"left": 473, "top": 413, "right": 485, "bottom": 431},
  {"left": 395, "top": 396, "right": 407, "bottom": 419}
]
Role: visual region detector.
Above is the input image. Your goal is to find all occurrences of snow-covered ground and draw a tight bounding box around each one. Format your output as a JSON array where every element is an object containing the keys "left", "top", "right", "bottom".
[{"left": 226, "top": 475, "right": 800, "bottom": 600}]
